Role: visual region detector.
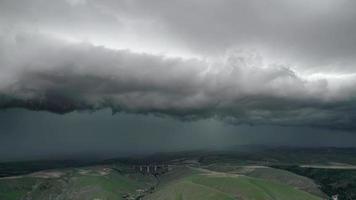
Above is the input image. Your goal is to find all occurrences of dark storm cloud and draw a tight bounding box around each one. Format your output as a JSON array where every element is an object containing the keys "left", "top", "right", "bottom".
[
  {"left": 1, "top": 0, "right": 356, "bottom": 130},
  {"left": 1, "top": 32, "right": 356, "bottom": 130}
]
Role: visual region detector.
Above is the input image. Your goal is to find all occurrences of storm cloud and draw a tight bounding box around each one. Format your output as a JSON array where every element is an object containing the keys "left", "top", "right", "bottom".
[{"left": 1, "top": 0, "right": 356, "bottom": 130}]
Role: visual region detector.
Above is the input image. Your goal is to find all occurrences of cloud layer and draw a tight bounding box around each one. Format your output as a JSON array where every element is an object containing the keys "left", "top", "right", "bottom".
[
  {"left": 1, "top": 0, "right": 356, "bottom": 130},
  {"left": 1, "top": 31, "right": 356, "bottom": 130}
]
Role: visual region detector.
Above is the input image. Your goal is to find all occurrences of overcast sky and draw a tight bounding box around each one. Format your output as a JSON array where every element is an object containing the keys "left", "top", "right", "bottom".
[{"left": 1, "top": 0, "right": 356, "bottom": 160}]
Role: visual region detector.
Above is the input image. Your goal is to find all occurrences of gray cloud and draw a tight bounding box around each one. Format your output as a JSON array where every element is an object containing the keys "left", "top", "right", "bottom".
[
  {"left": 113, "top": 0, "right": 356, "bottom": 70},
  {"left": 1, "top": 0, "right": 356, "bottom": 130},
  {"left": 2, "top": 0, "right": 356, "bottom": 69},
  {"left": 0, "top": 31, "right": 356, "bottom": 130}
]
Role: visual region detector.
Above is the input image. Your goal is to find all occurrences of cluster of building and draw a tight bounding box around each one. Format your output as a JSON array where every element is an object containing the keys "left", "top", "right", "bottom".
[{"left": 133, "top": 164, "right": 170, "bottom": 175}]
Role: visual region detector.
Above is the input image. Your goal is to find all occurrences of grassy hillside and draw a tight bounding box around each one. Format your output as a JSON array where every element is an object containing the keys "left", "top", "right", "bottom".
[
  {"left": 274, "top": 165, "right": 356, "bottom": 200},
  {"left": 0, "top": 163, "right": 326, "bottom": 200},
  {"left": 145, "top": 167, "right": 323, "bottom": 200},
  {"left": 202, "top": 164, "right": 325, "bottom": 197},
  {"left": 0, "top": 165, "right": 156, "bottom": 200},
  {"left": 4, "top": 147, "right": 356, "bottom": 200},
  {"left": 0, "top": 177, "right": 37, "bottom": 200}
]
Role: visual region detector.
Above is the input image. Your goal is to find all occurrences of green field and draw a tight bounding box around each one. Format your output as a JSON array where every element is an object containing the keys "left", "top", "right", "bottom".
[
  {"left": 3, "top": 147, "right": 356, "bottom": 200},
  {"left": 0, "top": 166, "right": 157, "bottom": 200},
  {"left": 0, "top": 164, "right": 325, "bottom": 200},
  {"left": 144, "top": 166, "right": 323, "bottom": 200},
  {"left": 202, "top": 164, "right": 325, "bottom": 197}
]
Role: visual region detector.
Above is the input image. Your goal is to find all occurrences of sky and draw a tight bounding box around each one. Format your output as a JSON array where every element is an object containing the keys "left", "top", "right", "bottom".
[{"left": 1, "top": 0, "right": 356, "bottom": 160}]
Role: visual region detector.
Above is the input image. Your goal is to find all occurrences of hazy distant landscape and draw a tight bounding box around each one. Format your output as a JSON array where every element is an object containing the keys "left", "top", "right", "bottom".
[{"left": 1, "top": 146, "right": 356, "bottom": 200}]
